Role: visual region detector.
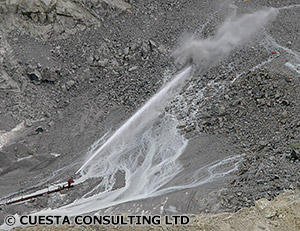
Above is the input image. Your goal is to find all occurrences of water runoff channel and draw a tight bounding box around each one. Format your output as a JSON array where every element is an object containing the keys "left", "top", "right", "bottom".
[{"left": 1, "top": 7, "right": 279, "bottom": 225}]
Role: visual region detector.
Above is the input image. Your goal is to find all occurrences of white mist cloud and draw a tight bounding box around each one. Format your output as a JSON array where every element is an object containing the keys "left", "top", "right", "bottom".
[{"left": 173, "top": 8, "right": 278, "bottom": 69}]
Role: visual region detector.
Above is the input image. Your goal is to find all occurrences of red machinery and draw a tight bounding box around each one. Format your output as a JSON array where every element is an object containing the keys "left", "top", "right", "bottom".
[{"left": 0, "top": 177, "right": 75, "bottom": 206}]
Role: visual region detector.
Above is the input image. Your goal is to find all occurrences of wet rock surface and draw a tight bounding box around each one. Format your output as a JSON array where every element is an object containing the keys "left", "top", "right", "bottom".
[
  {"left": 172, "top": 67, "right": 300, "bottom": 212},
  {"left": 0, "top": 0, "right": 299, "bottom": 228}
]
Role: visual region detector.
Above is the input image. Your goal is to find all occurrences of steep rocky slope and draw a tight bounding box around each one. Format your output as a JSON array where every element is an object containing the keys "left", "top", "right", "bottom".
[{"left": 0, "top": 0, "right": 299, "bottom": 229}]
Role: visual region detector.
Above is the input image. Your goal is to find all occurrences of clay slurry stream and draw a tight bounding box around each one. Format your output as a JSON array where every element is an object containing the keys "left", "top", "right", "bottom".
[{"left": 0, "top": 8, "right": 279, "bottom": 223}]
